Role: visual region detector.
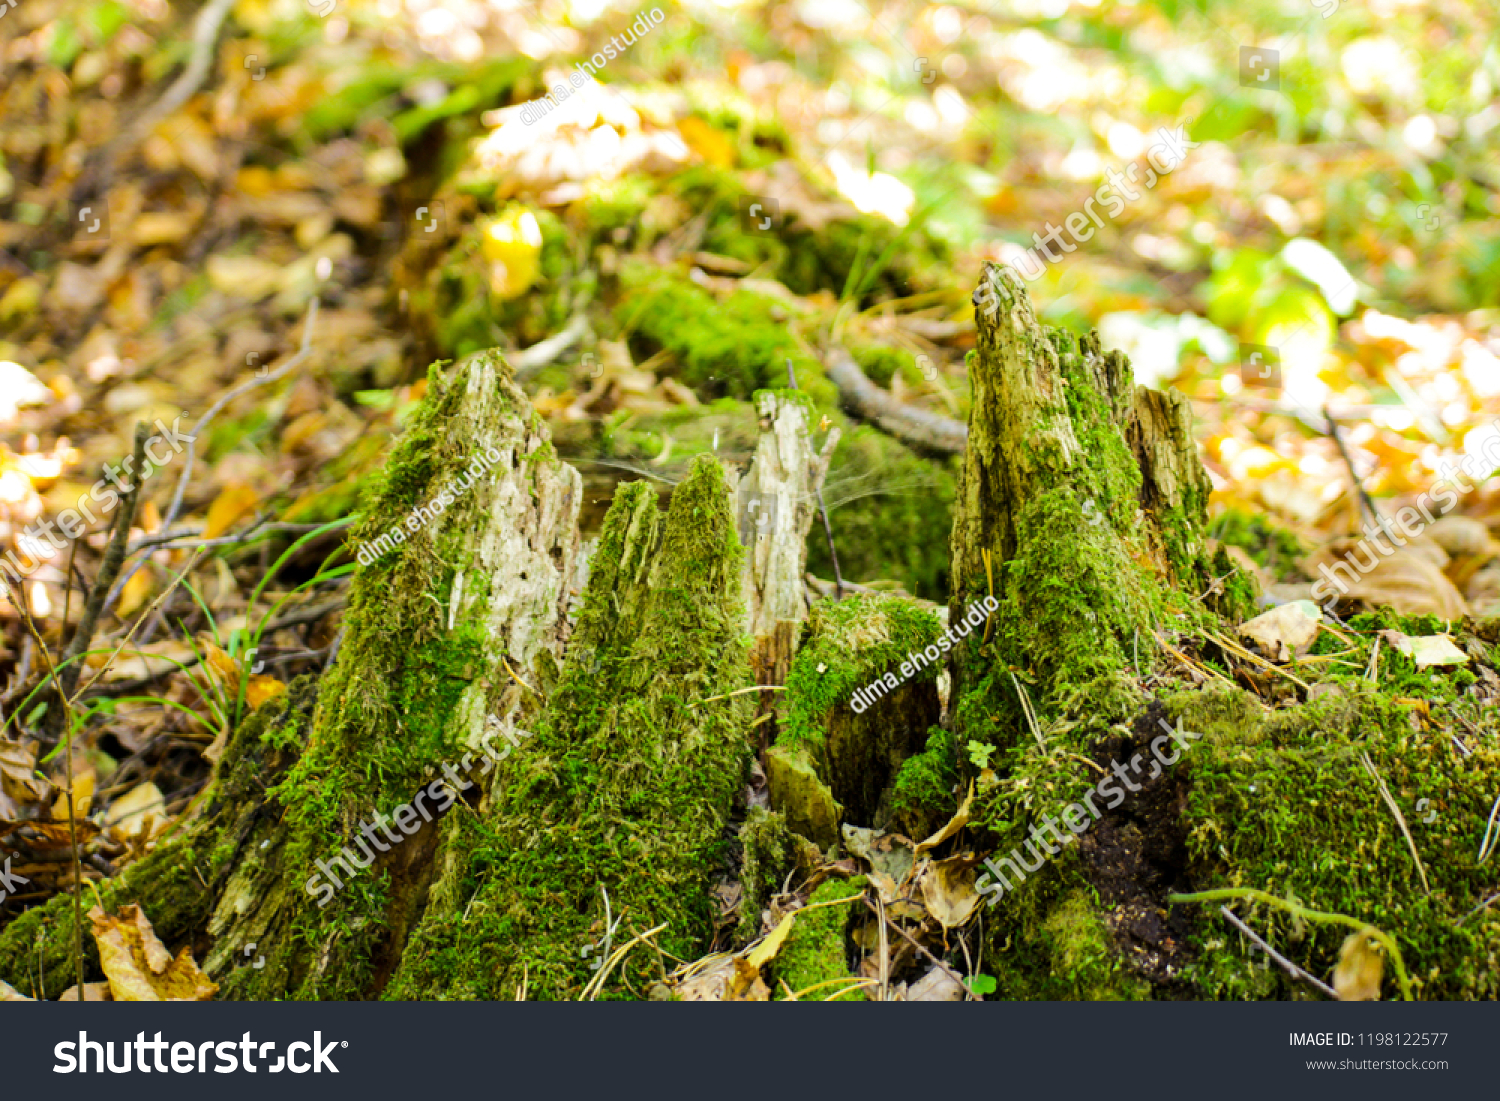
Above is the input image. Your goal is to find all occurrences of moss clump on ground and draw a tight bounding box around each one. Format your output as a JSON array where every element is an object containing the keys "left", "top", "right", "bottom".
[
  {"left": 774, "top": 876, "right": 868, "bottom": 1001},
  {"left": 1210, "top": 508, "right": 1307, "bottom": 578},
  {"left": 1177, "top": 679, "right": 1500, "bottom": 1000},
  {"left": 667, "top": 163, "right": 947, "bottom": 305},
  {"left": 386, "top": 456, "right": 753, "bottom": 1000},
  {"left": 985, "top": 866, "right": 1151, "bottom": 1000},
  {"left": 615, "top": 260, "right": 832, "bottom": 405}
]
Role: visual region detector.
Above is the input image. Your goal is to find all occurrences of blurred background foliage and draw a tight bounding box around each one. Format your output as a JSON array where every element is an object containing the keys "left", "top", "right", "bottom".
[{"left": 1, "top": 0, "right": 1498, "bottom": 609}]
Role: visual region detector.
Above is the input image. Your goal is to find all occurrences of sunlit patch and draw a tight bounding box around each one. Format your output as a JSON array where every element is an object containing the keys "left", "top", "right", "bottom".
[
  {"left": 1402, "top": 114, "right": 1439, "bottom": 155},
  {"left": 1105, "top": 121, "right": 1144, "bottom": 160},
  {"left": 1059, "top": 145, "right": 1102, "bottom": 181},
  {"left": 29, "top": 580, "right": 49, "bottom": 618},
  {"left": 824, "top": 151, "right": 914, "bottom": 226},
  {"left": 1340, "top": 37, "right": 1418, "bottom": 99}
]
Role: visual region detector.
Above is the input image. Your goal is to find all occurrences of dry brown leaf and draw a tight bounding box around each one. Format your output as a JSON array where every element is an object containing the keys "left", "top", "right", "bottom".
[
  {"left": 915, "top": 782, "right": 973, "bottom": 854},
  {"left": 0, "top": 738, "right": 50, "bottom": 809},
  {"left": 917, "top": 854, "right": 980, "bottom": 929},
  {"left": 89, "top": 904, "right": 217, "bottom": 1002},
  {"left": 1306, "top": 540, "right": 1467, "bottom": 619},
  {"left": 207, "top": 255, "right": 283, "bottom": 301},
  {"left": 57, "top": 982, "right": 113, "bottom": 1001},
  {"left": 0, "top": 979, "right": 33, "bottom": 1000},
  {"left": 1333, "top": 928, "right": 1385, "bottom": 1001},
  {"left": 906, "top": 966, "right": 965, "bottom": 1001},
  {"left": 1238, "top": 600, "right": 1322, "bottom": 661}
]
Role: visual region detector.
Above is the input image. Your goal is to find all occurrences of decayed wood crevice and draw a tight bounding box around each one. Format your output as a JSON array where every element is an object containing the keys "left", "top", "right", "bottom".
[{"left": 386, "top": 455, "right": 753, "bottom": 1000}]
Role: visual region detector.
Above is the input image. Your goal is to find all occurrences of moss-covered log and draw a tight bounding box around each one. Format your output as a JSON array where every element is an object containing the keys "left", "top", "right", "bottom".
[{"left": 386, "top": 455, "right": 754, "bottom": 1000}]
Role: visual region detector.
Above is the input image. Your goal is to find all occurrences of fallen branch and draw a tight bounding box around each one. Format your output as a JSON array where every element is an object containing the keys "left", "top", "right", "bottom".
[{"left": 824, "top": 346, "right": 967, "bottom": 455}]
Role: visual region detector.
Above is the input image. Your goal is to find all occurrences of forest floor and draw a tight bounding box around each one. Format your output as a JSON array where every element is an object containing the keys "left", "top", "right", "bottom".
[{"left": 1, "top": 0, "right": 1499, "bottom": 1000}]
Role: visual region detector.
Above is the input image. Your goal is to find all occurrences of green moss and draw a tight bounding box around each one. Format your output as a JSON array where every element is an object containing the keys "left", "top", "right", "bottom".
[
  {"left": 615, "top": 261, "right": 832, "bottom": 406},
  {"left": 774, "top": 593, "right": 943, "bottom": 835},
  {"left": 386, "top": 456, "right": 753, "bottom": 1000},
  {"left": 889, "top": 726, "right": 959, "bottom": 837},
  {"left": 781, "top": 594, "right": 942, "bottom": 754},
  {"left": 1210, "top": 508, "right": 1307, "bottom": 577},
  {"left": 738, "top": 807, "right": 795, "bottom": 943},
  {"left": 775, "top": 876, "right": 867, "bottom": 1001},
  {"left": 1178, "top": 684, "right": 1500, "bottom": 1000},
  {"left": 984, "top": 860, "right": 1149, "bottom": 1000}
]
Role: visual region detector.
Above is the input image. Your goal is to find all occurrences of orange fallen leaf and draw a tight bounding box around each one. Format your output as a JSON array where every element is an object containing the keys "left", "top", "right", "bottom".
[
  {"left": 244, "top": 673, "right": 287, "bottom": 710},
  {"left": 203, "top": 481, "right": 260, "bottom": 539}
]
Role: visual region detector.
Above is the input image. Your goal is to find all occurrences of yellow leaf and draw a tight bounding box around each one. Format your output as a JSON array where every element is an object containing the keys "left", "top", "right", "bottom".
[
  {"left": 89, "top": 904, "right": 217, "bottom": 1001},
  {"left": 50, "top": 768, "right": 95, "bottom": 820},
  {"left": 204, "top": 481, "right": 260, "bottom": 539},
  {"left": 745, "top": 911, "right": 796, "bottom": 973},
  {"left": 678, "top": 117, "right": 735, "bottom": 167},
  {"left": 116, "top": 567, "right": 154, "bottom": 618},
  {"left": 201, "top": 640, "right": 241, "bottom": 692},
  {"left": 244, "top": 674, "right": 286, "bottom": 710},
  {"left": 480, "top": 208, "right": 543, "bottom": 300},
  {"left": 103, "top": 782, "right": 166, "bottom": 840},
  {"left": 1333, "top": 928, "right": 1385, "bottom": 1001}
]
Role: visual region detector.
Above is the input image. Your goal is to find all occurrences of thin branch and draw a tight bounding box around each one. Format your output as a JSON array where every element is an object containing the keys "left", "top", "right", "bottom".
[
  {"left": 111, "top": 298, "right": 322, "bottom": 644},
  {"left": 47, "top": 424, "right": 149, "bottom": 736},
  {"left": 1219, "top": 905, "right": 1337, "bottom": 998},
  {"left": 861, "top": 896, "right": 971, "bottom": 1000},
  {"left": 162, "top": 297, "right": 321, "bottom": 537},
  {"left": 1359, "top": 750, "right": 1431, "bottom": 895},
  {"left": 1324, "top": 405, "right": 1379, "bottom": 529}
]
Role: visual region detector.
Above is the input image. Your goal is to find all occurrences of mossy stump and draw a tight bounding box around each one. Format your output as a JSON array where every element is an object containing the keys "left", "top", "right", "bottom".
[
  {"left": 952, "top": 261, "right": 1243, "bottom": 741},
  {"left": 386, "top": 455, "right": 754, "bottom": 1000},
  {"left": 0, "top": 353, "right": 584, "bottom": 999}
]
